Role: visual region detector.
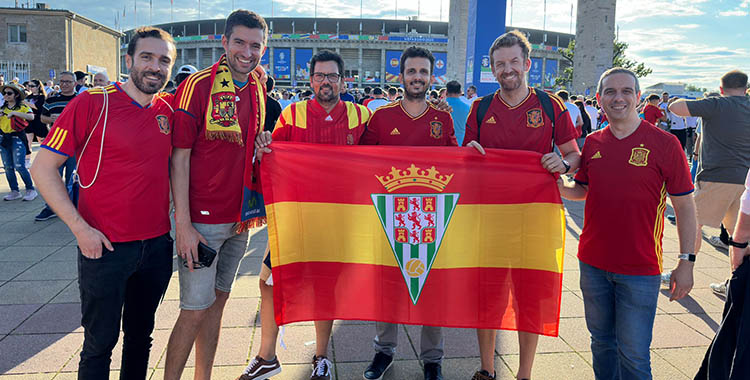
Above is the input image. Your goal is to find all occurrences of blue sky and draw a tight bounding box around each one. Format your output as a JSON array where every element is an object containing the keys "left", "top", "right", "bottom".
[{"left": 6, "top": 0, "right": 746, "bottom": 89}]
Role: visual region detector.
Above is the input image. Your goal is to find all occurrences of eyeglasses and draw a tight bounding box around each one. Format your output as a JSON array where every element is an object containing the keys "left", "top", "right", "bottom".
[
  {"left": 59, "top": 80, "right": 74, "bottom": 84},
  {"left": 3, "top": 91, "right": 15, "bottom": 96},
  {"left": 311, "top": 72, "right": 342, "bottom": 83},
  {"left": 27, "top": 84, "right": 37, "bottom": 88}
]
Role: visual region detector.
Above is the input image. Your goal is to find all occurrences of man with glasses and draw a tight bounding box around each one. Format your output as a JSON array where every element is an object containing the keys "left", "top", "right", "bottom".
[
  {"left": 246, "top": 50, "right": 372, "bottom": 380},
  {"left": 35, "top": 71, "right": 78, "bottom": 221}
]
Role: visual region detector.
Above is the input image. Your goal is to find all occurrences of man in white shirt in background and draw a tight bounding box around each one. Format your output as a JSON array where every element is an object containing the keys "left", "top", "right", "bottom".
[
  {"left": 557, "top": 90, "right": 584, "bottom": 147},
  {"left": 366, "top": 87, "right": 390, "bottom": 112}
]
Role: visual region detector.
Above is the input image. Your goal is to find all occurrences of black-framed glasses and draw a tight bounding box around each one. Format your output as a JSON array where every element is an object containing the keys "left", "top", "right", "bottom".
[
  {"left": 311, "top": 72, "right": 341, "bottom": 83},
  {"left": 59, "top": 80, "right": 74, "bottom": 84}
]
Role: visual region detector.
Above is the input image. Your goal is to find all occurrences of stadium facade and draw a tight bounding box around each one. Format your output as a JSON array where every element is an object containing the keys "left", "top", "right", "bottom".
[{"left": 121, "top": 17, "right": 572, "bottom": 90}]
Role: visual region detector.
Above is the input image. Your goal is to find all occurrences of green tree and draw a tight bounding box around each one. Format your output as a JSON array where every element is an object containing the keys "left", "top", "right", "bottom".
[
  {"left": 685, "top": 84, "right": 707, "bottom": 93},
  {"left": 556, "top": 40, "right": 652, "bottom": 88}
]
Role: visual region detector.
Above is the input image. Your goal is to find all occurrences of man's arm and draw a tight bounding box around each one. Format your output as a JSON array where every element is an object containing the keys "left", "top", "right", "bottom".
[
  {"left": 731, "top": 211, "right": 750, "bottom": 270},
  {"left": 40, "top": 114, "right": 57, "bottom": 124},
  {"left": 541, "top": 139, "right": 581, "bottom": 174},
  {"left": 170, "top": 147, "right": 206, "bottom": 271},
  {"left": 30, "top": 150, "right": 113, "bottom": 258},
  {"left": 557, "top": 178, "right": 588, "bottom": 201},
  {"left": 668, "top": 193, "right": 697, "bottom": 301},
  {"left": 668, "top": 99, "right": 692, "bottom": 117}
]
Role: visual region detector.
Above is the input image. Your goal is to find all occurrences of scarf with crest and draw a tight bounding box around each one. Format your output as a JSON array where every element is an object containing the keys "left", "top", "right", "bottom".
[{"left": 205, "top": 54, "right": 267, "bottom": 232}]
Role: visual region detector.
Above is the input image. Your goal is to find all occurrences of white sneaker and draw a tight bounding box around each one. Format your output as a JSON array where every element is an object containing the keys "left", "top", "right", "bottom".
[
  {"left": 710, "top": 279, "right": 728, "bottom": 296},
  {"left": 3, "top": 190, "right": 22, "bottom": 201},
  {"left": 22, "top": 189, "right": 38, "bottom": 201},
  {"left": 707, "top": 236, "right": 729, "bottom": 250}
]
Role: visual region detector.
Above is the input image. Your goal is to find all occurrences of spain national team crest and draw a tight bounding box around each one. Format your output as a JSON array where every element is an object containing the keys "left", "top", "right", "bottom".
[
  {"left": 526, "top": 108, "right": 543, "bottom": 129},
  {"left": 155, "top": 115, "right": 170, "bottom": 135},
  {"left": 629, "top": 144, "right": 650, "bottom": 167},
  {"left": 429, "top": 121, "right": 443, "bottom": 139},
  {"left": 372, "top": 164, "right": 459, "bottom": 304},
  {"left": 209, "top": 92, "right": 237, "bottom": 127}
]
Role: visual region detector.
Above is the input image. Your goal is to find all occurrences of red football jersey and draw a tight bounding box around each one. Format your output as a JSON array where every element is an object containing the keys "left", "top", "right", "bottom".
[
  {"left": 574, "top": 121, "right": 694, "bottom": 275},
  {"left": 359, "top": 100, "right": 458, "bottom": 146},
  {"left": 172, "top": 68, "right": 264, "bottom": 224},
  {"left": 463, "top": 88, "right": 578, "bottom": 154},
  {"left": 41, "top": 83, "right": 174, "bottom": 242},
  {"left": 272, "top": 99, "right": 371, "bottom": 144},
  {"left": 642, "top": 104, "right": 664, "bottom": 125}
]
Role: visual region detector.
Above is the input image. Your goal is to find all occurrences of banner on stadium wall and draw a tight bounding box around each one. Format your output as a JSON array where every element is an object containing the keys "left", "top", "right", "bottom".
[
  {"left": 295, "top": 48, "right": 313, "bottom": 81},
  {"left": 262, "top": 143, "right": 566, "bottom": 336},
  {"left": 479, "top": 54, "right": 494, "bottom": 83},
  {"left": 529, "top": 58, "right": 543, "bottom": 87},
  {"left": 544, "top": 59, "right": 558, "bottom": 89},
  {"left": 385, "top": 51, "right": 401, "bottom": 83},
  {"left": 260, "top": 49, "right": 270, "bottom": 73},
  {"left": 274, "top": 48, "right": 291, "bottom": 80},
  {"left": 433, "top": 52, "right": 447, "bottom": 85}
]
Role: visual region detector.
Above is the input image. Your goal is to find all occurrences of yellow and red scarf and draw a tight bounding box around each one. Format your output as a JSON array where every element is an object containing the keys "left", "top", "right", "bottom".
[{"left": 205, "top": 54, "right": 267, "bottom": 232}]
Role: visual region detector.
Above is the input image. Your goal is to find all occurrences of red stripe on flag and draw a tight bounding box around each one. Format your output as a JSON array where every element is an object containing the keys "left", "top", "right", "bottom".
[
  {"left": 261, "top": 142, "right": 561, "bottom": 206},
  {"left": 273, "top": 262, "right": 563, "bottom": 336}
]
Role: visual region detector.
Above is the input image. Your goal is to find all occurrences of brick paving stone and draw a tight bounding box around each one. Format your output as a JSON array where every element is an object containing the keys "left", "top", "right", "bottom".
[
  {"left": 0, "top": 304, "right": 40, "bottom": 335},
  {"left": 13, "top": 303, "right": 82, "bottom": 334},
  {"left": 0, "top": 280, "right": 70, "bottom": 304},
  {"left": 0, "top": 333, "right": 83, "bottom": 374}
]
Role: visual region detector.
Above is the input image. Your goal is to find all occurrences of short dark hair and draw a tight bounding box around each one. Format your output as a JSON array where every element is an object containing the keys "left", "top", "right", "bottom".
[
  {"left": 372, "top": 87, "right": 383, "bottom": 95},
  {"left": 585, "top": 99, "right": 592, "bottom": 105},
  {"left": 597, "top": 67, "right": 640, "bottom": 95},
  {"left": 127, "top": 26, "right": 175, "bottom": 59},
  {"left": 721, "top": 70, "right": 748, "bottom": 90},
  {"left": 225, "top": 9, "right": 267, "bottom": 43},
  {"left": 74, "top": 71, "right": 86, "bottom": 81},
  {"left": 662, "top": 92, "right": 669, "bottom": 96},
  {"left": 489, "top": 30, "right": 531, "bottom": 66},
  {"left": 310, "top": 50, "right": 344, "bottom": 78},
  {"left": 387, "top": 87, "right": 397, "bottom": 96},
  {"left": 556, "top": 90, "right": 569, "bottom": 101},
  {"left": 364, "top": 86, "right": 372, "bottom": 94},
  {"left": 400, "top": 46, "right": 434, "bottom": 75},
  {"left": 430, "top": 90, "right": 439, "bottom": 99},
  {"left": 446, "top": 80, "right": 461, "bottom": 95},
  {"left": 570, "top": 95, "right": 578, "bottom": 101},
  {"left": 647, "top": 94, "right": 660, "bottom": 101},
  {"left": 266, "top": 75, "right": 275, "bottom": 92}
]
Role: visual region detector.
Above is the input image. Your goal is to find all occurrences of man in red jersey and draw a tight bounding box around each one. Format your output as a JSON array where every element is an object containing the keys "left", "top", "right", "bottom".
[
  {"left": 360, "top": 46, "right": 455, "bottom": 380},
  {"left": 559, "top": 67, "right": 696, "bottom": 379},
  {"left": 642, "top": 93, "right": 667, "bottom": 126},
  {"left": 166, "top": 10, "right": 268, "bottom": 380},
  {"left": 250, "top": 50, "right": 371, "bottom": 380},
  {"left": 30, "top": 27, "right": 176, "bottom": 379},
  {"left": 462, "top": 30, "right": 581, "bottom": 380}
]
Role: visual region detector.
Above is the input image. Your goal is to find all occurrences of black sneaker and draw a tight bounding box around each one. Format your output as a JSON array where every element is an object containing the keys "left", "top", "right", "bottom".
[
  {"left": 236, "top": 355, "right": 281, "bottom": 380},
  {"left": 424, "top": 362, "right": 442, "bottom": 380},
  {"left": 363, "top": 352, "right": 393, "bottom": 380},
  {"left": 35, "top": 207, "right": 57, "bottom": 221},
  {"left": 471, "top": 370, "right": 496, "bottom": 380},
  {"left": 311, "top": 355, "right": 332, "bottom": 380}
]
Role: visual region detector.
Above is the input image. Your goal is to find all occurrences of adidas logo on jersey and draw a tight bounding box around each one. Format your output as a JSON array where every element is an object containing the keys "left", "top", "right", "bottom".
[
  {"left": 325, "top": 115, "right": 333, "bottom": 121},
  {"left": 592, "top": 151, "right": 602, "bottom": 159},
  {"left": 390, "top": 128, "right": 401, "bottom": 135},
  {"left": 486, "top": 116, "right": 497, "bottom": 124}
]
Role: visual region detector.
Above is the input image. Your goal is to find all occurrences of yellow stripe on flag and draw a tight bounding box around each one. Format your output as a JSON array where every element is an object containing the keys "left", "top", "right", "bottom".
[{"left": 267, "top": 202, "right": 565, "bottom": 273}]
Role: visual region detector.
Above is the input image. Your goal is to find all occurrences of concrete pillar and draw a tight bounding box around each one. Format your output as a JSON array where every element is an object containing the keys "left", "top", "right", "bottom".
[
  {"left": 573, "top": 0, "right": 616, "bottom": 95},
  {"left": 447, "top": 0, "right": 468, "bottom": 85},
  {"left": 358, "top": 47, "right": 363, "bottom": 87},
  {"left": 380, "top": 49, "right": 386, "bottom": 85}
]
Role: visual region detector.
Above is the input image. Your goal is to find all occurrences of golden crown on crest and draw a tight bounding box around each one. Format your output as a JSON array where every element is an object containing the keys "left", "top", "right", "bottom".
[{"left": 376, "top": 164, "right": 454, "bottom": 193}]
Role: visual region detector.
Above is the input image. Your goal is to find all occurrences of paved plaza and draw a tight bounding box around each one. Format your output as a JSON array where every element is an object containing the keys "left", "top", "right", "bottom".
[{"left": 0, "top": 146, "right": 730, "bottom": 379}]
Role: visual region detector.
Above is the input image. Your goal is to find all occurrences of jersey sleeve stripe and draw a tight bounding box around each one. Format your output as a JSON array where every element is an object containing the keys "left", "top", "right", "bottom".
[
  {"left": 52, "top": 130, "right": 68, "bottom": 150},
  {"left": 178, "top": 71, "right": 211, "bottom": 110},
  {"left": 668, "top": 189, "right": 694, "bottom": 196},
  {"left": 40, "top": 144, "right": 70, "bottom": 157},
  {"left": 653, "top": 184, "right": 668, "bottom": 272},
  {"left": 47, "top": 128, "right": 63, "bottom": 149},
  {"left": 46, "top": 128, "right": 61, "bottom": 147},
  {"left": 294, "top": 102, "right": 308, "bottom": 129},
  {"left": 359, "top": 104, "right": 372, "bottom": 124}
]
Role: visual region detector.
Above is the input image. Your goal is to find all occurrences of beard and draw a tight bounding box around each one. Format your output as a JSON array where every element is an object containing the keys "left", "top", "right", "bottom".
[
  {"left": 226, "top": 52, "right": 257, "bottom": 77},
  {"left": 130, "top": 66, "right": 166, "bottom": 94},
  {"left": 404, "top": 79, "right": 428, "bottom": 101},
  {"left": 499, "top": 71, "right": 523, "bottom": 92},
  {"left": 315, "top": 83, "right": 337, "bottom": 103}
]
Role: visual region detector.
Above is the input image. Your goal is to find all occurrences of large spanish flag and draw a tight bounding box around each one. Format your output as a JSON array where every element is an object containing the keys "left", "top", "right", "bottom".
[{"left": 262, "top": 142, "right": 565, "bottom": 336}]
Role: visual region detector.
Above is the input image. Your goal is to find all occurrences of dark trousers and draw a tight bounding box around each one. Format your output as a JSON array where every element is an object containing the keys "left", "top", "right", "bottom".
[
  {"left": 671, "top": 129, "right": 687, "bottom": 151},
  {"left": 77, "top": 233, "right": 174, "bottom": 380}
]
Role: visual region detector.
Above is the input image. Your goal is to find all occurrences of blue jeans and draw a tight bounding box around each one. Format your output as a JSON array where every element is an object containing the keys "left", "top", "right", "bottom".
[
  {"left": 579, "top": 261, "right": 661, "bottom": 380},
  {"left": 0, "top": 135, "right": 34, "bottom": 192}
]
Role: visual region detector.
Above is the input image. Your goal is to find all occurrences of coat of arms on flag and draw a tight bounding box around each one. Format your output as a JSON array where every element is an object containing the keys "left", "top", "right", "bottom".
[{"left": 371, "top": 164, "right": 459, "bottom": 304}]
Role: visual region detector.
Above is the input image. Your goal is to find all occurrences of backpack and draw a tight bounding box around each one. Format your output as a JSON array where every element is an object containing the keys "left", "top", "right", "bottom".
[{"left": 475, "top": 88, "right": 557, "bottom": 150}]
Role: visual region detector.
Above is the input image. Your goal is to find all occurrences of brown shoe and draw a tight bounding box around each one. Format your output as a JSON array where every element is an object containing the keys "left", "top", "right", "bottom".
[
  {"left": 310, "top": 355, "right": 332, "bottom": 380},
  {"left": 471, "top": 370, "right": 496, "bottom": 380},
  {"left": 236, "top": 355, "right": 281, "bottom": 380}
]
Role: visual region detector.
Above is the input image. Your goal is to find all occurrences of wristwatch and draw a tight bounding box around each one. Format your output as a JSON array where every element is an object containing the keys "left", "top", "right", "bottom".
[
  {"left": 561, "top": 159, "right": 571, "bottom": 174},
  {"left": 678, "top": 253, "right": 696, "bottom": 262},
  {"left": 728, "top": 237, "right": 749, "bottom": 248}
]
